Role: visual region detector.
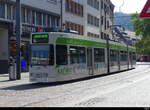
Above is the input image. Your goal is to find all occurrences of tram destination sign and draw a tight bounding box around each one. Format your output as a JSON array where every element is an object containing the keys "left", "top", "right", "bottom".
[{"left": 32, "top": 34, "right": 49, "bottom": 43}]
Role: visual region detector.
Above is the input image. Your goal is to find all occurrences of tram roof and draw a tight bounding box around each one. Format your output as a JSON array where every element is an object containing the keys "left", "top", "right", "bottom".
[{"left": 31, "top": 32, "right": 136, "bottom": 51}]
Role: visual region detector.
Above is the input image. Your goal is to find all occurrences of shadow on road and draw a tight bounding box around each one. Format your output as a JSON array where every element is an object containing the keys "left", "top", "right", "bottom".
[
  {"left": 0, "top": 80, "right": 86, "bottom": 91},
  {"left": 0, "top": 72, "right": 125, "bottom": 91},
  {"left": 0, "top": 77, "right": 97, "bottom": 91},
  {"left": 0, "top": 80, "right": 11, "bottom": 82},
  {"left": 0, "top": 68, "right": 136, "bottom": 91}
]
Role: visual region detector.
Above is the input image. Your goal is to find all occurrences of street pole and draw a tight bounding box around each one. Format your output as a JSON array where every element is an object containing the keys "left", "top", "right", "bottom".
[
  {"left": 106, "top": 38, "right": 110, "bottom": 73},
  {"left": 16, "top": 0, "right": 21, "bottom": 80},
  {"left": 60, "top": 0, "right": 63, "bottom": 28}
]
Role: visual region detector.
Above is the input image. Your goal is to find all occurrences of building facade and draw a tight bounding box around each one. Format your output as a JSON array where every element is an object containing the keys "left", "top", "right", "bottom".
[
  {"left": 100, "top": 0, "right": 114, "bottom": 40},
  {"left": 0, "top": 0, "right": 61, "bottom": 74},
  {"left": 0, "top": 0, "right": 114, "bottom": 74},
  {"left": 112, "top": 25, "right": 141, "bottom": 46},
  {"left": 86, "top": 0, "right": 101, "bottom": 38},
  {"left": 62, "top": 0, "right": 114, "bottom": 39},
  {"left": 62, "top": 0, "right": 84, "bottom": 35}
]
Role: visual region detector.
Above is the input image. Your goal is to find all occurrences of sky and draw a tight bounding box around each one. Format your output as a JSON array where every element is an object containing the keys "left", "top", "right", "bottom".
[{"left": 111, "top": 0, "right": 147, "bottom": 14}]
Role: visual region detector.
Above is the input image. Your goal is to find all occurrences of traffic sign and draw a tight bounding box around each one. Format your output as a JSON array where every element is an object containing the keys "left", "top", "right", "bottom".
[{"left": 140, "top": 0, "right": 150, "bottom": 18}]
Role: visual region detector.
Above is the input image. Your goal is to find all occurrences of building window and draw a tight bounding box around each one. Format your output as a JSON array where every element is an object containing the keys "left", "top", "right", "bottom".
[
  {"left": 101, "top": 32, "right": 104, "bottom": 39},
  {"left": 51, "top": 16, "right": 56, "bottom": 27},
  {"left": 36, "top": 12, "right": 42, "bottom": 25},
  {"left": 47, "top": 15, "right": 51, "bottom": 27},
  {"left": 27, "top": 9, "right": 32, "bottom": 24},
  {"left": 32, "top": 11, "right": 35, "bottom": 25},
  {"left": 12, "top": 6, "right": 16, "bottom": 20},
  {"left": 101, "top": 16, "right": 104, "bottom": 25},
  {"left": 47, "top": 0, "right": 57, "bottom": 5},
  {"left": 65, "top": 0, "right": 83, "bottom": 17},
  {"left": 87, "top": 0, "right": 99, "bottom": 10},
  {"left": 21, "top": 8, "right": 26, "bottom": 23},
  {"left": 87, "top": 14, "right": 99, "bottom": 27},
  {"left": 66, "top": 21, "right": 84, "bottom": 35},
  {"left": 43, "top": 13, "right": 47, "bottom": 26},
  {"left": 88, "top": 32, "right": 99, "bottom": 38},
  {"left": 107, "top": 20, "right": 110, "bottom": 29},
  {"left": 65, "top": 0, "right": 69, "bottom": 11},
  {"left": 0, "top": 2, "right": 5, "bottom": 18},
  {"left": 104, "top": 17, "right": 107, "bottom": 30},
  {"left": 7, "top": 4, "right": 12, "bottom": 20},
  {"left": 101, "top": 1, "right": 104, "bottom": 9},
  {"left": 56, "top": 18, "right": 60, "bottom": 27}
]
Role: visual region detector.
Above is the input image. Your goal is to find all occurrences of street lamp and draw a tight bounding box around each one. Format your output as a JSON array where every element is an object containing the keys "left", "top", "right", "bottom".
[{"left": 16, "top": 0, "right": 21, "bottom": 80}]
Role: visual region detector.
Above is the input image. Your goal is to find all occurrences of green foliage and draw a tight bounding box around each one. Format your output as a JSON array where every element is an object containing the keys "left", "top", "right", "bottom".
[
  {"left": 131, "top": 13, "right": 150, "bottom": 54},
  {"left": 135, "top": 38, "right": 150, "bottom": 54}
]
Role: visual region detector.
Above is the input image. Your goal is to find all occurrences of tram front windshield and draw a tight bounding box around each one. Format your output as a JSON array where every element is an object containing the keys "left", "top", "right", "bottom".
[{"left": 31, "top": 45, "right": 50, "bottom": 65}]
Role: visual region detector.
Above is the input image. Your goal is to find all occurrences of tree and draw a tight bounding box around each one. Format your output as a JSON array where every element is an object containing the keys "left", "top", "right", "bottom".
[{"left": 131, "top": 13, "right": 150, "bottom": 54}]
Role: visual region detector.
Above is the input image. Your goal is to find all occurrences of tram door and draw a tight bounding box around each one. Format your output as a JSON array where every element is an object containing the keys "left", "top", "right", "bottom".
[{"left": 87, "top": 48, "right": 94, "bottom": 75}]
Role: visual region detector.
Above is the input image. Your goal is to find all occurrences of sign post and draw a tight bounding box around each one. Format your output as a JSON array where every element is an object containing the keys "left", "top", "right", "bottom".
[
  {"left": 140, "top": 0, "right": 150, "bottom": 18},
  {"left": 16, "top": 0, "right": 21, "bottom": 80}
]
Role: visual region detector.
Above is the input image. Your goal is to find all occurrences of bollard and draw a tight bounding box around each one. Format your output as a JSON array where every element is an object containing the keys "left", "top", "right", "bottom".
[{"left": 9, "top": 58, "right": 17, "bottom": 80}]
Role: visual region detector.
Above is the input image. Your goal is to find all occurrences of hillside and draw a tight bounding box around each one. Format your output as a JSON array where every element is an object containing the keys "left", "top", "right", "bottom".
[{"left": 113, "top": 12, "right": 134, "bottom": 32}]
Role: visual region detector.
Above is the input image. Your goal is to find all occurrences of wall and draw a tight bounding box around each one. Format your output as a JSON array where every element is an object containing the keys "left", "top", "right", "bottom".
[
  {"left": 85, "top": 2, "right": 101, "bottom": 38},
  {"left": 0, "top": 28, "right": 8, "bottom": 74},
  {"left": 10, "top": 0, "right": 61, "bottom": 15}
]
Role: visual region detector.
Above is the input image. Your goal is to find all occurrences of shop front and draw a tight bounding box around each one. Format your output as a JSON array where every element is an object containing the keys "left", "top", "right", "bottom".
[{"left": 0, "top": 22, "right": 9, "bottom": 74}]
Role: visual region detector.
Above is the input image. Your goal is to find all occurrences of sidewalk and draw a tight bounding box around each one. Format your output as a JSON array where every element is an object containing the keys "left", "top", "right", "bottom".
[
  {"left": 136, "top": 62, "right": 150, "bottom": 65},
  {"left": 0, "top": 72, "right": 31, "bottom": 89},
  {"left": 0, "top": 62, "right": 149, "bottom": 89}
]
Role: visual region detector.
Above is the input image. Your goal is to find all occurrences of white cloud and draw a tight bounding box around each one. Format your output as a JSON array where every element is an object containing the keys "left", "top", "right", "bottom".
[{"left": 111, "top": 0, "right": 147, "bottom": 13}]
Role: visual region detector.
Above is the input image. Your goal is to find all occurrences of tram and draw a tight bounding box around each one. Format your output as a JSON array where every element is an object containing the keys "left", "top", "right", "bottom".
[{"left": 29, "top": 32, "right": 136, "bottom": 83}]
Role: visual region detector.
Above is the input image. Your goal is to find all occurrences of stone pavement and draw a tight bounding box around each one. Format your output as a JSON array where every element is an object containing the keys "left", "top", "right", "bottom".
[
  {"left": 0, "top": 72, "right": 31, "bottom": 89},
  {"left": 0, "top": 62, "right": 148, "bottom": 89},
  {"left": 0, "top": 62, "right": 149, "bottom": 107}
]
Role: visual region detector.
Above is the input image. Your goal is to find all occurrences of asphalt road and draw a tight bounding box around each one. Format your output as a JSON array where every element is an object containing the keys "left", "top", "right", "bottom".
[{"left": 0, "top": 63, "right": 150, "bottom": 107}]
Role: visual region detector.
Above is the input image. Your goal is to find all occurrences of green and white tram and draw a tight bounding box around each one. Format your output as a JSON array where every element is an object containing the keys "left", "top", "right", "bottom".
[{"left": 29, "top": 32, "right": 136, "bottom": 83}]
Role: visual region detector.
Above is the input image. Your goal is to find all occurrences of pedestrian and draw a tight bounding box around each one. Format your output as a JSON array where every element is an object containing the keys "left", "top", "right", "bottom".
[{"left": 21, "top": 57, "right": 27, "bottom": 72}]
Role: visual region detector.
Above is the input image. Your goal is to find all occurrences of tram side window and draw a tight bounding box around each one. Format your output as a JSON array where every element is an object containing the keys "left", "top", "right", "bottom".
[
  {"left": 94, "top": 48, "right": 105, "bottom": 63},
  {"left": 120, "top": 51, "right": 124, "bottom": 61},
  {"left": 56, "top": 45, "right": 68, "bottom": 65},
  {"left": 133, "top": 52, "right": 136, "bottom": 61},
  {"left": 120, "top": 51, "right": 127, "bottom": 61},
  {"left": 70, "top": 46, "right": 78, "bottom": 64},
  {"left": 110, "top": 50, "right": 118, "bottom": 62},
  {"left": 49, "top": 45, "right": 54, "bottom": 65},
  {"left": 78, "top": 47, "right": 86, "bottom": 63},
  {"left": 124, "top": 51, "right": 127, "bottom": 61},
  {"left": 116, "top": 50, "right": 119, "bottom": 61},
  {"left": 129, "top": 52, "right": 132, "bottom": 60},
  {"left": 70, "top": 46, "right": 86, "bottom": 64},
  {"left": 110, "top": 50, "right": 115, "bottom": 61}
]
